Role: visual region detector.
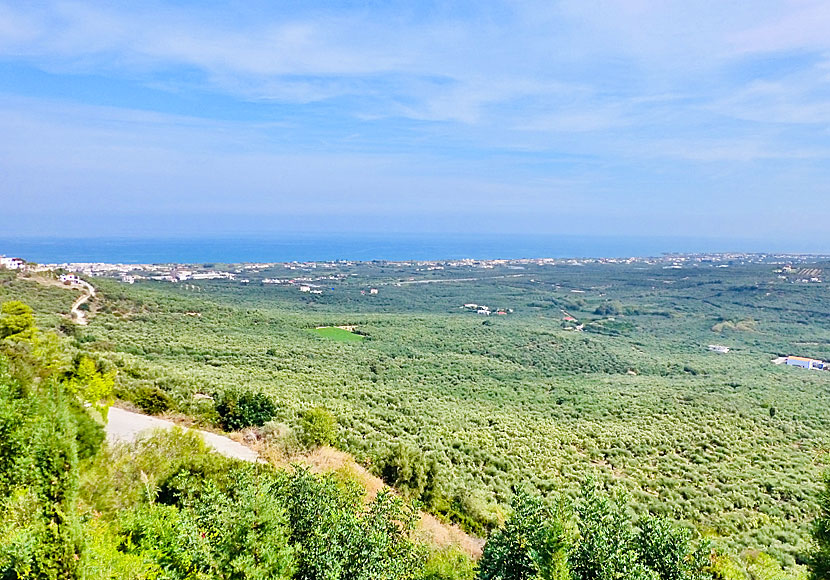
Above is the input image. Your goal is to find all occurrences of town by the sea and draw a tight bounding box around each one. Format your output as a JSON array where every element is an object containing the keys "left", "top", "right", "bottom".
[{"left": 0, "top": 233, "right": 819, "bottom": 265}]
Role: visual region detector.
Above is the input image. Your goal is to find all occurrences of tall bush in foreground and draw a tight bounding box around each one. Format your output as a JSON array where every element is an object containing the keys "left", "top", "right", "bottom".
[
  {"left": 479, "top": 483, "right": 712, "bottom": 580},
  {"left": 477, "top": 490, "right": 569, "bottom": 580},
  {"left": 0, "top": 363, "right": 83, "bottom": 579}
]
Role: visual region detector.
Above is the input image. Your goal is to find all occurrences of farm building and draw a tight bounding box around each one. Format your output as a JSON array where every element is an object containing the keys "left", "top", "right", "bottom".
[{"left": 785, "top": 356, "right": 826, "bottom": 370}]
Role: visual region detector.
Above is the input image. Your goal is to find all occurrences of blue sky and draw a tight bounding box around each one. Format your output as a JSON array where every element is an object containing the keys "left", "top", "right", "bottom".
[{"left": 1, "top": 1, "right": 830, "bottom": 246}]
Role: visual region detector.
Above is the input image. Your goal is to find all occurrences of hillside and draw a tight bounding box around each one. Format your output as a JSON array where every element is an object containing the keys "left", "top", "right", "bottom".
[{"left": 2, "top": 256, "right": 829, "bottom": 577}]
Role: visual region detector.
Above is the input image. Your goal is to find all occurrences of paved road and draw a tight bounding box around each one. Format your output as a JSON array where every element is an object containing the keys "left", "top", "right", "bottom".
[{"left": 106, "top": 407, "right": 262, "bottom": 463}]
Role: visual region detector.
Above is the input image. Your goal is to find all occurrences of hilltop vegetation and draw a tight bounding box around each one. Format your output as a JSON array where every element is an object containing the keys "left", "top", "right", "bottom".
[{"left": 2, "top": 256, "right": 830, "bottom": 577}]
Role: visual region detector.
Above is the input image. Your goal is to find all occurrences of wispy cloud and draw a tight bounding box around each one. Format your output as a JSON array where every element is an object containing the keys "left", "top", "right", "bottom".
[{"left": 1, "top": 1, "right": 829, "bottom": 240}]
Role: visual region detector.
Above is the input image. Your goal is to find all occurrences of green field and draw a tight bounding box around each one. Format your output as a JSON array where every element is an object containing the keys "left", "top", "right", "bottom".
[
  {"left": 311, "top": 326, "right": 365, "bottom": 342},
  {"left": 3, "top": 257, "right": 830, "bottom": 573}
]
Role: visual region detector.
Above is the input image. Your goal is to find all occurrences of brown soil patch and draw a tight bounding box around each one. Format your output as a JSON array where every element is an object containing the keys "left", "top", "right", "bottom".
[{"left": 265, "top": 444, "right": 484, "bottom": 558}]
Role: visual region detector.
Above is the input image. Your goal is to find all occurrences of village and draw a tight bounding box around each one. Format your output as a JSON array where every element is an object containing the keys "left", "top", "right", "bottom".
[{"left": 2, "top": 252, "right": 829, "bottom": 302}]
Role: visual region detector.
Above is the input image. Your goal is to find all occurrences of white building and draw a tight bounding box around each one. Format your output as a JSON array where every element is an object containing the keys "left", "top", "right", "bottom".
[
  {"left": 785, "top": 356, "right": 826, "bottom": 370},
  {"left": 0, "top": 256, "right": 25, "bottom": 270},
  {"left": 708, "top": 345, "right": 730, "bottom": 354},
  {"left": 369, "top": 288, "right": 379, "bottom": 294},
  {"left": 60, "top": 274, "right": 81, "bottom": 284},
  {"left": 299, "top": 286, "right": 311, "bottom": 292}
]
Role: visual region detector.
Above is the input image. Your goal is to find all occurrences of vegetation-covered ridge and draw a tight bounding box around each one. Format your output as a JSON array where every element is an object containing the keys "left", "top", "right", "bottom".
[{"left": 2, "top": 255, "right": 830, "bottom": 578}]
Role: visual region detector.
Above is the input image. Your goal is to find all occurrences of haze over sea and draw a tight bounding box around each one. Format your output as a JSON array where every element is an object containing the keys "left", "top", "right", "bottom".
[{"left": 0, "top": 234, "right": 822, "bottom": 265}]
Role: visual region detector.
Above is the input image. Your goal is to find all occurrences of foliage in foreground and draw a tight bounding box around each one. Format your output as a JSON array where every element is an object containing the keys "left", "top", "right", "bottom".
[
  {"left": 0, "top": 302, "right": 439, "bottom": 579},
  {"left": 4, "top": 255, "right": 829, "bottom": 580},
  {"left": 478, "top": 486, "right": 711, "bottom": 580},
  {"left": 811, "top": 471, "right": 830, "bottom": 580}
]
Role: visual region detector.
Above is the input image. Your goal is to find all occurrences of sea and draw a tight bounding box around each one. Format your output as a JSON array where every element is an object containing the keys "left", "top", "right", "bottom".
[{"left": 0, "top": 234, "right": 815, "bottom": 264}]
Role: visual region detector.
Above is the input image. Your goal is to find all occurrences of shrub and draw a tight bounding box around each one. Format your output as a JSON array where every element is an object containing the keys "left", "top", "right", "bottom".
[
  {"left": 376, "top": 443, "right": 444, "bottom": 506},
  {"left": 477, "top": 490, "right": 569, "bottom": 580},
  {"left": 68, "top": 400, "right": 105, "bottom": 460},
  {"left": 0, "top": 301, "right": 35, "bottom": 340},
  {"left": 214, "top": 389, "right": 276, "bottom": 431},
  {"left": 297, "top": 407, "right": 337, "bottom": 449},
  {"left": 421, "top": 546, "right": 476, "bottom": 580},
  {"left": 132, "top": 385, "right": 175, "bottom": 415}
]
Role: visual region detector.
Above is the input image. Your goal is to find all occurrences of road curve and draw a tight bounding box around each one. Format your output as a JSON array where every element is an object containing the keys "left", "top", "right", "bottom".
[
  {"left": 106, "top": 406, "right": 262, "bottom": 463},
  {"left": 70, "top": 280, "right": 96, "bottom": 325}
]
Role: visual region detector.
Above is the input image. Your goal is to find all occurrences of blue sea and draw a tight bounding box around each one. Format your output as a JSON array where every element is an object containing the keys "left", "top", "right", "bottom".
[{"left": 0, "top": 234, "right": 811, "bottom": 264}]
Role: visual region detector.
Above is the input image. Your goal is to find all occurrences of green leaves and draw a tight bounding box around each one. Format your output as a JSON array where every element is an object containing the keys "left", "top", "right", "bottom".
[
  {"left": 479, "top": 484, "right": 712, "bottom": 580},
  {"left": 0, "top": 301, "right": 36, "bottom": 341},
  {"left": 63, "top": 355, "right": 116, "bottom": 421},
  {"left": 0, "top": 358, "right": 84, "bottom": 579},
  {"left": 297, "top": 406, "right": 338, "bottom": 449},
  {"left": 477, "top": 490, "right": 568, "bottom": 580},
  {"left": 120, "top": 473, "right": 297, "bottom": 580},
  {"left": 215, "top": 389, "right": 277, "bottom": 431},
  {"left": 283, "top": 467, "right": 424, "bottom": 580}
]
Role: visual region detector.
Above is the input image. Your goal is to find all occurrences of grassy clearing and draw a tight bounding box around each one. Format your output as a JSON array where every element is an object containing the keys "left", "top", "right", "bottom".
[{"left": 311, "top": 326, "right": 365, "bottom": 342}]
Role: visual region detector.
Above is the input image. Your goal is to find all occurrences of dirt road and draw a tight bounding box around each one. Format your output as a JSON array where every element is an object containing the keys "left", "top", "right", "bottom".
[{"left": 70, "top": 280, "right": 95, "bottom": 325}]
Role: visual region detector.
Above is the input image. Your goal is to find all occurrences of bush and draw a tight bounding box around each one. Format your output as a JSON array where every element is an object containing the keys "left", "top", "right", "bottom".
[
  {"left": 68, "top": 400, "right": 105, "bottom": 460},
  {"left": 594, "top": 301, "right": 623, "bottom": 316},
  {"left": 215, "top": 389, "right": 276, "bottom": 431},
  {"left": 132, "top": 385, "right": 175, "bottom": 415},
  {"left": 420, "top": 546, "right": 476, "bottom": 580},
  {"left": 376, "top": 443, "right": 444, "bottom": 508},
  {"left": 477, "top": 490, "right": 568, "bottom": 580},
  {"left": 297, "top": 407, "right": 337, "bottom": 449},
  {"left": 446, "top": 490, "right": 504, "bottom": 536}
]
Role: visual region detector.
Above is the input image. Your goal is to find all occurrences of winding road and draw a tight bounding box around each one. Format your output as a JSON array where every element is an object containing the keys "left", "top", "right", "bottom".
[{"left": 70, "top": 279, "right": 95, "bottom": 325}]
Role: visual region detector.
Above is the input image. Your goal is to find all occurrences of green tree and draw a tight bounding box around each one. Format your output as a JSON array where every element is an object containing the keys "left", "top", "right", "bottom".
[
  {"left": 0, "top": 301, "right": 35, "bottom": 340},
  {"left": 283, "top": 467, "right": 425, "bottom": 580},
  {"left": 638, "top": 516, "right": 710, "bottom": 580},
  {"left": 477, "top": 490, "right": 569, "bottom": 580},
  {"left": 570, "top": 483, "right": 711, "bottom": 580},
  {"left": 570, "top": 483, "right": 650, "bottom": 580},
  {"left": 377, "top": 443, "right": 445, "bottom": 509},
  {"left": 63, "top": 355, "right": 116, "bottom": 421},
  {"left": 215, "top": 389, "right": 276, "bottom": 431},
  {"left": 196, "top": 479, "right": 294, "bottom": 579},
  {"left": 297, "top": 406, "right": 337, "bottom": 449},
  {"left": 0, "top": 369, "right": 83, "bottom": 579}
]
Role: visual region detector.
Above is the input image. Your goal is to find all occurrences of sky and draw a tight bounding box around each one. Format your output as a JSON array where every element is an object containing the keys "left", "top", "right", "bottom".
[{"left": 1, "top": 1, "right": 829, "bottom": 247}]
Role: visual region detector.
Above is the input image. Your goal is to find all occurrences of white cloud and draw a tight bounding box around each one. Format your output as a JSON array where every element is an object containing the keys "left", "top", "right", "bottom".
[
  {"left": 2, "top": 1, "right": 830, "bottom": 241},
  {"left": 730, "top": 0, "right": 830, "bottom": 55}
]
